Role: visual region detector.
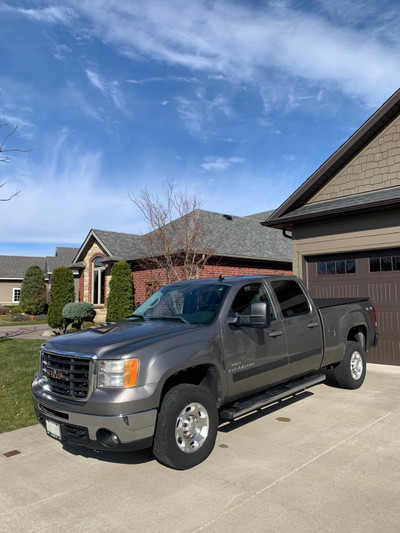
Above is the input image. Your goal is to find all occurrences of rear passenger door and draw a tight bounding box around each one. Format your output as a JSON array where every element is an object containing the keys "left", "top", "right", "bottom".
[{"left": 269, "top": 279, "right": 324, "bottom": 377}]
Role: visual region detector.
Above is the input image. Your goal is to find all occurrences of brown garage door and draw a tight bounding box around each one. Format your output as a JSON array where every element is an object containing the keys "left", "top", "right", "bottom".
[{"left": 306, "top": 249, "right": 400, "bottom": 366}]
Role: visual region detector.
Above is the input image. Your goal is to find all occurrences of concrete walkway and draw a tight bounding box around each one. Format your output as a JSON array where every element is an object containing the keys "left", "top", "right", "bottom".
[
  {"left": 0, "top": 323, "right": 53, "bottom": 340},
  {"left": 0, "top": 364, "right": 399, "bottom": 533}
]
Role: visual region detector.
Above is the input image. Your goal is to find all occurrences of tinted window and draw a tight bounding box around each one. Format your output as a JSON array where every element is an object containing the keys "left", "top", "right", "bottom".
[
  {"left": 271, "top": 280, "right": 310, "bottom": 318},
  {"left": 231, "top": 283, "right": 275, "bottom": 324}
]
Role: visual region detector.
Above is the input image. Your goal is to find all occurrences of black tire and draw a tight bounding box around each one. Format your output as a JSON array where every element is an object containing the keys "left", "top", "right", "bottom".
[
  {"left": 153, "top": 384, "right": 218, "bottom": 470},
  {"left": 333, "top": 341, "right": 366, "bottom": 389}
]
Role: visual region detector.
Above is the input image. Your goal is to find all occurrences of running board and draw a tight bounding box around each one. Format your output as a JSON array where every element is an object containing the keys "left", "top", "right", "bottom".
[{"left": 219, "top": 373, "right": 326, "bottom": 420}]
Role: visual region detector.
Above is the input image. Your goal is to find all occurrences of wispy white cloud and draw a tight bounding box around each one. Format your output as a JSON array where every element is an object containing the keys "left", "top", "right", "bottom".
[
  {"left": 176, "top": 90, "right": 234, "bottom": 137},
  {"left": 86, "top": 69, "right": 126, "bottom": 112},
  {"left": 201, "top": 156, "right": 244, "bottom": 172}
]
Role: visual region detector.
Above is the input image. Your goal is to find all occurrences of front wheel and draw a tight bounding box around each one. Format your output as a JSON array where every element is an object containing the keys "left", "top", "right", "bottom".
[
  {"left": 333, "top": 341, "right": 366, "bottom": 389},
  {"left": 153, "top": 384, "right": 218, "bottom": 469}
]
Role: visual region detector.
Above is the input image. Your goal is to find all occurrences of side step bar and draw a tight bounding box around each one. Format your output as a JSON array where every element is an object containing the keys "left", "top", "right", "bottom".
[{"left": 219, "top": 373, "right": 326, "bottom": 420}]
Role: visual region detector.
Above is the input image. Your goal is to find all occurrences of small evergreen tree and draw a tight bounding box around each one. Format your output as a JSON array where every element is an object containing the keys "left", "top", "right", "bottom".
[
  {"left": 106, "top": 260, "right": 134, "bottom": 322},
  {"left": 62, "top": 302, "right": 95, "bottom": 330},
  {"left": 48, "top": 266, "right": 75, "bottom": 333},
  {"left": 19, "top": 265, "right": 47, "bottom": 315}
]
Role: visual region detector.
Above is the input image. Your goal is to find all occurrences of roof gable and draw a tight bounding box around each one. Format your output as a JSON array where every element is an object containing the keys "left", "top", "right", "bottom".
[{"left": 265, "top": 88, "right": 400, "bottom": 228}]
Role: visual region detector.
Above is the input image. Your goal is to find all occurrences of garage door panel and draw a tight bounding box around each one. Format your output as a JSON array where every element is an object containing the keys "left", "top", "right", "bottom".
[
  {"left": 313, "top": 283, "right": 360, "bottom": 298},
  {"left": 306, "top": 250, "right": 400, "bottom": 366}
]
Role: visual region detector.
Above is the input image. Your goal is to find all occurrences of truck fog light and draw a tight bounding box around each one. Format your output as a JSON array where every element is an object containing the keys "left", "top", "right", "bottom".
[{"left": 97, "top": 429, "right": 120, "bottom": 448}]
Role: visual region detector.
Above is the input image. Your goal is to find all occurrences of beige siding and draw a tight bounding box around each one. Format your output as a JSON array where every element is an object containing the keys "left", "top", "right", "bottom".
[
  {"left": 0, "top": 281, "right": 22, "bottom": 306},
  {"left": 292, "top": 209, "right": 400, "bottom": 279},
  {"left": 309, "top": 114, "right": 400, "bottom": 204}
]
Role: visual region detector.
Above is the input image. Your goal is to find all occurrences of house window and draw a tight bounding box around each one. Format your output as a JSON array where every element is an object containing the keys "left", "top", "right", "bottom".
[
  {"left": 317, "top": 260, "right": 356, "bottom": 275},
  {"left": 93, "top": 258, "right": 105, "bottom": 305},
  {"left": 370, "top": 256, "right": 400, "bottom": 272},
  {"left": 13, "top": 288, "right": 21, "bottom": 303}
]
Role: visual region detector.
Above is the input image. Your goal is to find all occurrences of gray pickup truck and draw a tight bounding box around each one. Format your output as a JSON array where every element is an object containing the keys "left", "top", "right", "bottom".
[{"left": 32, "top": 275, "right": 378, "bottom": 469}]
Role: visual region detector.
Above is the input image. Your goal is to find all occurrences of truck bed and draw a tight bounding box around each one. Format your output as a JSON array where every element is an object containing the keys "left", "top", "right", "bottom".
[{"left": 314, "top": 297, "right": 370, "bottom": 309}]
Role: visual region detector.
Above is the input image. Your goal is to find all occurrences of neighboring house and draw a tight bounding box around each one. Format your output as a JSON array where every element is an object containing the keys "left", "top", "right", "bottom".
[
  {"left": 264, "top": 88, "right": 400, "bottom": 366},
  {"left": 0, "top": 247, "right": 80, "bottom": 306},
  {"left": 71, "top": 209, "right": 293, "bottom": 322}
]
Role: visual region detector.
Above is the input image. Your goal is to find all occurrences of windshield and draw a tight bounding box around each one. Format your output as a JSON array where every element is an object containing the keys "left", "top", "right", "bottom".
[{"left": 128, "top": 283, "right": 230, "bottom": 325}]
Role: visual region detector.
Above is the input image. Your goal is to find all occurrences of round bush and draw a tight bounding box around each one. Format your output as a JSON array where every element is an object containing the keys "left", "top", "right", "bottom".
[
  {"left": 62, "top": 302, "right": 95, "bottom": 329},
  {"left": 11, "top": 305, "right": 23, "bottom": 315}
]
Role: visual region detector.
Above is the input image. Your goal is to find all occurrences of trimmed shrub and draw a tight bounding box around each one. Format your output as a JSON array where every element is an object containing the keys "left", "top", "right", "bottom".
[
  {"left": 10, "top": 305, "right": 23, "bottom": 315},
  {"left": 12, "top": 314, "right": 30, "bottom": 322},
  {"left": 47, "top": 266, "right": 75, "bottom": 333},
  {"left": 106, "top": 260, "right": 134, "bottom": 322},
  {"left": 0, "top": 306, "right": 10, "bottom": 315},
  {"left": 19, "top": 265, "right": 47, "bottom": 315},
  {"left": 34, "top": 314, "right": 48, "bottom": 321},
  {"left": 62, "top": 302, "right": 95, "bottom": 330}
]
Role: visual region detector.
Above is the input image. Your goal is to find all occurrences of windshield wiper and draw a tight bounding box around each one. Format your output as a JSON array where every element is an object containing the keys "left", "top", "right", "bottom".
[{"left": 150, "top": 316, "right": 189, "bottom": 324}]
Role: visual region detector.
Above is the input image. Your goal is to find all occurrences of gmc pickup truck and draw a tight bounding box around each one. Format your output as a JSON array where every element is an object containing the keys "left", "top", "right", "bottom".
[{"left": 32, "top": 275, "right": 378, "bottom": 469}]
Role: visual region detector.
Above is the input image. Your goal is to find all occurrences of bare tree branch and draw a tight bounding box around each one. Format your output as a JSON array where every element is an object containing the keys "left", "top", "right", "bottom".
[
  {"left": 0, "top": 181, "right": 20, "bottom": 201},
  {"left": 0, "top": 121, "right": 35, "bottom": 201},
  {"left": 130, "top": 180, "right": 215, "bottom": 285}
]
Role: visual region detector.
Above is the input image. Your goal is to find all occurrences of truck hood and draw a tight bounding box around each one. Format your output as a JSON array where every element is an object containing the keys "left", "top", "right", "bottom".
[{"left": 41, "top": 320, "right": 201, "bottom": 358}]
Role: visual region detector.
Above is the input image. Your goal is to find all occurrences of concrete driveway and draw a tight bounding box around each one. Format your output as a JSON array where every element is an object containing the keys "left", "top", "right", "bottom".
[{"left": 1, "top": 364, "right": 399, "bottom": 533}]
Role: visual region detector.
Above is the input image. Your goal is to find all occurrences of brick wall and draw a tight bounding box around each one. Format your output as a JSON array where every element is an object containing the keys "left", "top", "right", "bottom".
[{"left": 132, "top": 259, "right": 292, "bottom": 304}]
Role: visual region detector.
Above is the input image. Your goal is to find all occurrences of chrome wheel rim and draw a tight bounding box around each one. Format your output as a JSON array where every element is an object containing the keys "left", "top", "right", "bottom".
[
  {"left": 350, "top": 351, "right": 363, "bottom": 380},
  {"left": 175, "top": 402, "right": 209, "bottom": 454}
]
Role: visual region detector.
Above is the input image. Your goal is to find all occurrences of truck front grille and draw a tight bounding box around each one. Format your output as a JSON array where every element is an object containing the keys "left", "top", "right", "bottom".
[{"left": 40, "top": 350, "right": 95, "bottom": 400}]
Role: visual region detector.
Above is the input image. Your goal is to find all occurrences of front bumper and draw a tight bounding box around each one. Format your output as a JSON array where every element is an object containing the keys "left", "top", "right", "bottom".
[{"left": 32, "top": 392, "right": 157, "bottom": 452}]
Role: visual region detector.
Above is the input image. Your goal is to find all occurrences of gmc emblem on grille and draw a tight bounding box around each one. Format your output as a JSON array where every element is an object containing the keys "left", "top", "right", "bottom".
[{"left": 46, "top": 367, "right": 68, "bottom": 381}]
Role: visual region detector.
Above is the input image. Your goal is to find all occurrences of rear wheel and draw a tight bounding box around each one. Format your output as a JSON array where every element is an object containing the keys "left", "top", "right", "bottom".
[
  {"left": 153, "top": 384, "right": 218, "bottom": 469},
  {"left": 333, "top": 341, "right": 366, "bottom": 389}
]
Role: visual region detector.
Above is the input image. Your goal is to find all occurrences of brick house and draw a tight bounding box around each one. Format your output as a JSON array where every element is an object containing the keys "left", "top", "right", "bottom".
[
  {"left": 71, "top": 210, "right": 292, "bottom": 322},
  {"left": 0, "top": 247, "right": 80, "bottom": 306},
  {"left": 264, "top": 88, "right": 400, "bottom": 365}
]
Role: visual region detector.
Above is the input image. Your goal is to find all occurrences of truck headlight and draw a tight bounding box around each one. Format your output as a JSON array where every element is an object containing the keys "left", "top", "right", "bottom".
[{"left": 98, "top": 359, "right": 138, "bottom": 388}]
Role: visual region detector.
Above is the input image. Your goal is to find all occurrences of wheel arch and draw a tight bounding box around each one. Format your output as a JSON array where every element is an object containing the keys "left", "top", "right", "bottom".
[
  {"left": 159, "top": 364, "right": 222, "bottom": 408},
  {"left": 347, "top": 324, "right": 367, "bottom": 350}
]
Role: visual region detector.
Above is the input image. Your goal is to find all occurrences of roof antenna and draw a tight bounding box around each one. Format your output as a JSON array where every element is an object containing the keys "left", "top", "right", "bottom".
[{"left": 218, "top": 274, "right": 224, "bottom": 282}]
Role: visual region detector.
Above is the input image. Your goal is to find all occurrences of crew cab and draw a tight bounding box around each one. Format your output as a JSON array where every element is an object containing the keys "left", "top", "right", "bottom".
[{"left": 32, "top": 275, "right": 378, "bottom": 469}]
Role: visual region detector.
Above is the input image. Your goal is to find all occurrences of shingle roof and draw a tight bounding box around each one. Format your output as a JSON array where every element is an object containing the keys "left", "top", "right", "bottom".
[
  {"left": 91, "top": 230, "right": 144, "bottom": 259},
  {"left": 89, "top": 210, "right": 292, "bottom": 264},
  {"left": 0, "top": 247, "right": 80, "bottom": 279},
  {"left": 0, "top": 256, "right": 46, "bottom": 279},
  {"left": 46, "top": 247, "right": 80, "bottom": 273},
  {"left": 269, "top": 187, "right": 400, "bottom": 226}
]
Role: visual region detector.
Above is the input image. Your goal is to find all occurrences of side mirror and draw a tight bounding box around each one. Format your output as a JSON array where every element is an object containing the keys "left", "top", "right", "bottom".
[{"left": 250, "top": 301, "right": 271, "bottom": 328}]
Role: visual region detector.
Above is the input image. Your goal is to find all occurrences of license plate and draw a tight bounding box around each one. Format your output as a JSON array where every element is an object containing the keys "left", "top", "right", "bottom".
[{"left": 46, "top": 419, "right": 61, "bottom": 440}]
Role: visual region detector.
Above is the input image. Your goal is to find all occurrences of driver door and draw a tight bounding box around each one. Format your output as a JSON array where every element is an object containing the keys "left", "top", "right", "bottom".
[{"left": 221, "top": 281, "right": 289, "bottom": 400}]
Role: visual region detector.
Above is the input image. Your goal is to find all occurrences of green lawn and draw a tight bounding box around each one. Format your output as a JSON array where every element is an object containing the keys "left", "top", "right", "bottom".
[{"left": 0, "top": 339, "right": 42, "bottom": 433}]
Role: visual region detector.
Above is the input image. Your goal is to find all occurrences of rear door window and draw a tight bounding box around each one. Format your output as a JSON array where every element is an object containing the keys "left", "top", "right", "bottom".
[{"left": 271, "top": 280, "right": 310, "bottom": 318}]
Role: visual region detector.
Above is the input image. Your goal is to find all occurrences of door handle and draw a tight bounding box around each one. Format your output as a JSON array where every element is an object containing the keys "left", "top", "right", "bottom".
[
  {"left": 269, "top": 330, "right": 283, "bottom": 338},
  {"left": 307, "top": 322, "right": 319, "bottom": 329}
]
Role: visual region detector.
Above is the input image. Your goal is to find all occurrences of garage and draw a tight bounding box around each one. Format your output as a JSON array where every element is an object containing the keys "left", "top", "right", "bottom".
[
  {"left": 263, "top": 88, "right": 400, "bottom": 366},
  {"left": 305, "top": 249, "right": 400, "bottom": 365}
]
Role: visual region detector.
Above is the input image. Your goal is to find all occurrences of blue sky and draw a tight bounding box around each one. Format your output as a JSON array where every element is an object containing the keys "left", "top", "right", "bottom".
[{"left": 1, "top": 0, "right": 399, "bottom": 257}]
